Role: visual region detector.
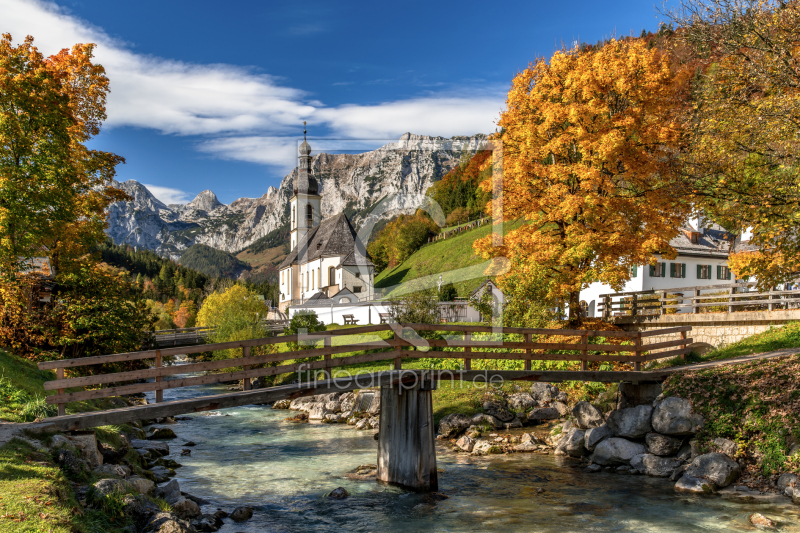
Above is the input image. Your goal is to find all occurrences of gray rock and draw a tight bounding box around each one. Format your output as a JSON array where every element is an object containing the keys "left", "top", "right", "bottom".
[
  {"left": 645, "top": 432, "right": 683, "bottom": 456},
  {"left": 471, "top": 413, "right": 504, "bottom": 429},
  {"left": 147, "top": 427, "right": 177, "bottom": 440},
  {"left": 438, "top": 413, "right": 472, "bottom": 438},
  {"left": 230, "top": 505, "right": 254, "bottom": 522},
  {"left": 367, "top": 416, "right": 380, "bottom": 429},
  {"left": 456, "top": 436, "right": 475, "bottom": 452},
  {"left": 777, "top": 472, "right": 798, "bottom": 490},
  {"left": 513, "top": 441, "right": 538, "bottom": 452},
  {"left": 674, "top": 474, "right": 715, "bottom": 494},
  {"left": 670, "top": 464, "right": 689, "bottom": 481},
  {"left": 325, "top": 401, "right": 342, "bottom": 412},
  {"left": 94, "top": 463, "right": 129, "bottom": 478},
  {"left": 504, "top": 417, "right": 523, "bottom": 429},
  {"left": 67, "top": 433, "right": 103, "bottom": 469},
  {"left": 572, "top": 401, "right": 604, "bottom": 429},
  {"left": 684, "top": 453, "right": 741, "bottom": 488},
  {"left": 131, "top": 439, "right": 169, "bottom": 458},
  {"left": 591, "top": 438, "right": 647, "bottom": 466},
  {"left": 49, "top": 434, "right": 74, "bottom": 451},
  {"left": 143, "top": 511, "right": 195, "bottom": 533},
  {"left": 651, "top": 397, "right": 704, "bottom": 436},
  {"left": 288, "top": 396, "right": 315, "bottom": 410},
  {"left": 191, "top": 514, "right": 221, "bottom": 532},
  {"left": 122, "top": 494, "right": 160, "bottom": 530},
  {"left": 272, "top": 399, "right": 291, "bottom": 409},
  {"left": 527, "top": 408, "right": 560, "bottom": 422},
  {"left": 508, "top": 393, "right": 537, "bottom": 410},
  {"left": 171, "top": 497, "right": 202, "bottom": 520},
  {"left": 607, "top": 405, "right": 652, "bottom": 438},
  {"left": 713, "top": 437, "right": 738, "bottom": 458},
  {"left": 788, "top": 486, "right": 800, "bottom": 504},
  {"left": 128, "top": 476, "right": 155, "bottom": 495},
  {"left": 339, "top": 392, "right": 356, "bottom": 412},
  {"left": 552, "top": 401, "right": 570, "bottom": 417},
  {"left": 154, "top": 479, "right": 182, "bottom": 505},
  {"left": 328, "top": 487, "right": 349, "bottom": 499},
  {"left": 630, "top": 453, "right": 684, "bottom": 477},
  {"left": 749, "top": 512, "right": 777, "bottom": 529},
  {"left": 483, "top": 400, "right": 514, "bottom": 422},
  {"left": 584, "top": 424, "right": 612, "bottom": 451},
  {"left": 149, "top": 466, "right": 175, "bottom": 483},
  {"left": 93, "top": 478, "right": 132, "bottom": 498},
  {"left": 54, "top": 448, "right": 83, "bottom": 477},
  {"left": 676, "top": 443, "right": 692, "bottom": 462},
  {"left": 563, "top": 428, "right": 587, "bottom": 457},
  {"left": 354, "top": 419, "right": 369, "bottom": 430},
  {"left": 585, "top": 463, "right": 602, "bottom": 473},
  {"left": 307, "top": 405, "right": 330, "bottom": 420}
]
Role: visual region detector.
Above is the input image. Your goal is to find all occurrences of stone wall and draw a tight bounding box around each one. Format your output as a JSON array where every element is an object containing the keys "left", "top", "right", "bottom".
[{"left": 610, "top": 310, "right": 800, "bottom": 350}]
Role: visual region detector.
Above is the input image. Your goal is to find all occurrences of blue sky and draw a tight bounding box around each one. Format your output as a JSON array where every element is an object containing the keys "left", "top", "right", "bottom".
[{"left": 4, "top": 0, "right": 671, "bottom": 204}]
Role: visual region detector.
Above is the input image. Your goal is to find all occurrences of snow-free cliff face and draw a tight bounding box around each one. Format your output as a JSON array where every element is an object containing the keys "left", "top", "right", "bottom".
[{"left": 105, "top": 133, "right": 488, "bottom": 257}]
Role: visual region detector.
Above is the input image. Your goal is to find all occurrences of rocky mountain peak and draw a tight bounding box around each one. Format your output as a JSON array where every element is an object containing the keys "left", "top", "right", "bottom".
[{"left": 187, "top": 190, "right": 223, "bottom": 212}]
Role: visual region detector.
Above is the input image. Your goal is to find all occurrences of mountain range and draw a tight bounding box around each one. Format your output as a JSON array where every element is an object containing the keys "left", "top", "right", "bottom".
[{"left": 105, "top": 133, "right": 488, "bottom": 263}]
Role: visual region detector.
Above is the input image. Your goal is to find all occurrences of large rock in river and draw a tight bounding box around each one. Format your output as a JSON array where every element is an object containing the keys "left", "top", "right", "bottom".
[
  {"left": 630, "top": 453, "right": 684, "bottom": 477},
  {"left": 606, "top": 405, "right": 652, "bottom": 438},
  {"left": 527, "top": 407, "right": 560, "bottom": 422},
  {"left": 572, "top": 401, "right": 603, "bottom": 429},
  {"left": 651, "top": 397, "right": 704, "bottom": 436},
  {"left": 584, "top": 425, "right": 612, "bottom": 452},
  {"left": 438, "top": 413, "right": 472, "bottom": 438},
  {"left": 645, "top": 432, "right": 684, "bottom": 456},
  {"left": 563, "top": 428, "right": 587, "bottom": 457},
  {"left": 684, "top": 452, "right": 740, "bottom": 488},
  {"left": 591, "top": 438, "right": 646, "bottom": 466}
]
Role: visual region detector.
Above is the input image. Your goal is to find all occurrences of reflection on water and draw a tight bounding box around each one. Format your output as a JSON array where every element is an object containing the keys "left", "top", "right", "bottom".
[{"left": 145, "top": 377, "right": 800, "bottom": 532}]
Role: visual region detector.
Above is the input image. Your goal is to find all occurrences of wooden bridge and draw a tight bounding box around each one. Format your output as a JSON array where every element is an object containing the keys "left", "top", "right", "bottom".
[
  {"left": 37, "top": 323, "right": 692, "bottom": 491},
  {"left": 153, "top": 322, "right": 288, "bottom": 348}
]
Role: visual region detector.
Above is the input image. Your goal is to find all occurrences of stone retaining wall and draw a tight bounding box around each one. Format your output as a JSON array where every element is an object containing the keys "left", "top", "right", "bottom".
[{"left": 610, "top": 310, "right": 800, "bottom": 350}]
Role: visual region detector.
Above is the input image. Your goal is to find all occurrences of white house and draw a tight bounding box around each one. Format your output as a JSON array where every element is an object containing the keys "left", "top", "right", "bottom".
[
  {"left": 278, "top": 132, "right": 375, "bottom": 312},
  {"left": 580, "top": 224, "right": 752, "bottom": 317}
]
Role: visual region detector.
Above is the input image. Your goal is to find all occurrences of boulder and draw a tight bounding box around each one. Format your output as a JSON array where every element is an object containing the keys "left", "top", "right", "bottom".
[
  {"left": 94, "top": 464, "right": 129, "bottom": 478},
  {"left": 128, "top": 476, "right": 155, "bottom": 495},
  {"left": 684, "top": 453, "right": 740, "bottom": 488},
  {"left": 749, "top": 513, "right": 777, "bottom": 529},
  {"left": 230, "top": 506, "right": 254, "bottom": 522},
  {"left": 131, "top": 439, "right": 169, "bottom": 458},
  {"left": 191, "top": 514, "right": 222, "bottom": 532},
  {"left": 456, "top": 436, "right": 475, "bottom": 452},
  {"left": 93, "top": 478, "right": 132, "bottom": 498},
  {"left": 272, "top": 399, "right": 291, "bottom": 409},
  {"left": 513, "top": 441, "right": 538, "bottom": 452},
  {"left": 171, "top": 497, "right": 202, "bottom": 520},
  {"left": 712, "top": 437, "right": 738, "bottom": 458},
  {"left": 674, "top": 474, "right": 715, "bottom": 494},
  {"left": 527, "top": 408, "right": 560, "bottom": 422},
  {"left": 504, "top": 417, "right": 523, "bottom": 429},
  {"left": 630, "top": 454, "right": 684, "bottom": 477},
  {"left": 323, "top": 414, "right": 341, "bottom": 423},
  {"left": 552, "top": 401, "right": 570, "bottom": 417},
  {"left": 354, "top": 419, "right": 369, "bottom": 430},
  {"left": 530, "top": 382, "right": 566, "bottom": 403},
  {"left": 328, "top": 487, "right": 349, "bottom": 499},
  {"left": 788, "top": 486, "right": 800, "bottom": 504},
  {"left": 651, "top": 397, "right": 704, "bottom": 436},
  {"left": 591, "top": 438, "right": 646, "bottom": 466},
  {"left": 670, "top": 464, "right": 689, "bottom": 481},
  {"left": 122, "top": 494, "right": 160, "bottom": 530},
  {"left": 99, "top": 439, "right": 129, "bottom": 464},
  {"left": 777, "top": 472, "right": 798, "bottom": 491},
  {"left": 563, "top": 428, "right": 587, "bottom": 457},
  {"left": 438, "top": 413, "right": 472, "bottom": 438},
  {"left": 471, "top": 413, "right": 503, "bottom": 429},
  {"left": 572, "top": 401, "right": 604, "bottom": 429},
  {"left": 482, "top": 400, "right": 515, "bottom": 422},
  {"left": 584, "top": 424, "right": 612, "bottom": 452},
  {"left": 147, "top": 427, "right": 178, "bottom": 440},
  {"left": 645, "top": 432, "right": 683, "bottom": 457},
  {"left": 339, "top": 392, "right": 356, "bottom": 412},
  {"left": 288, "top": 396, "right": 315, "bottom": 410},
  {"left": 367, "top": 416, "right": 380, "bottom": 429},
  {"left": 149, "top": 466, "right": 175, "bottom": 482},
  {"left": 54, "top": 448, "right": 84, "bottom": 477},
  {"left": 67, "top": 432, "right": 103, "bottom": 468},
  {"left": 48, "top": 434, "right": 74, "bottom": 451},
  {"left": 143, "top": 512, "right": 195, "bottom": 533},
  {"left": 508, "top": 393, "right": 536, "bottom": 410},
  {"left": 606, "top": 405, "right": 652, "bottom": 438},
  {"left": 307, "top": 405, "right": 330, "bottom": 420},
  {"left": 676, "top": 443, "right": 693, "bottom": 462},
  {"left": 472, "top": 440, "right": 498, "bottom": 454},
  {"left": 325, "top": 401, "right": 342, "bottom": 413},
  {"left": 154, "top": 479, "right": 182, "bottom": 505}
]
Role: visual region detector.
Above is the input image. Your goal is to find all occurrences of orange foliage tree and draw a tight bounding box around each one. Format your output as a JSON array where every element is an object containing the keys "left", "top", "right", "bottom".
[{"left": 474, "top": 39, "right": 692, "bottom": 323}]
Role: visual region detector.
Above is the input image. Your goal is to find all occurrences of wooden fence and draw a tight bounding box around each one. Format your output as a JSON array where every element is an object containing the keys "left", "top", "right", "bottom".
[
  {"left": 38, "top": 323, "right": 692, "bottom": 416},
  {"left": 153, "top": 322, "right": 288, "bottom": 347},
  {"left": 599, "top": 282, "right": 800, "bottom": 318}
]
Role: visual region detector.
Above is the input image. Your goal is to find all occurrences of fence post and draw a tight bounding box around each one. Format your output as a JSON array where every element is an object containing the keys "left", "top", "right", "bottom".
[
  {"left": 580, "top": 331, "right": 589, "bottom": 372},
  {"left": 661, "top": 291, "right": 667, "bottom": 315},
  {"left": 524, "top": 332, "right": 531, "bottom": 371},
  {"left": 634, "top": 333, "right": 642, "bottom": 371},
  {"left": 464, "top": 332, "right": 472, "bottom": 371},
  {"left": 693, "top": 288, "right": 700, "bottom": 314},
  {"left": 155, "top": 350, "right": 163, "bottom": 403},
  {"left": 394, "top": 330, "right": 402, "bottom": 370},
  {"left": 768, "top": 288, "right": 775, "bottom": 312},
  {"left": 324, "top": 336, "right": 332, "bottom": 379},
  {"left": 728, "top": 286, "right": 735, "bottom": 313},
  {"left": 680, "top": 330, "right": 688, "bottom": 361},
  {"left": 631, "top": 294, "right": 638, "bottom": 317},
  {"left": 242, "top": 346, "right": 251, "bottom": 391},
  {"left": 56, "top": 367, "right": 66, "bottom": 417},
  {"left": 603, "top": 296, "right": 611, "bottom": 319}
]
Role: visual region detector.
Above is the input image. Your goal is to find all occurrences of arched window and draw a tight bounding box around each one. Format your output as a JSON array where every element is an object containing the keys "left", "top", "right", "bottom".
[
  {"left": 312, "top": 269, "right": 315, "bottom": 290},
  {"left": 329, "top": 266, "right": 336, "bottom": 287},
  {"left": 306, "top": 203, "right": 313, "bottom": 223}
]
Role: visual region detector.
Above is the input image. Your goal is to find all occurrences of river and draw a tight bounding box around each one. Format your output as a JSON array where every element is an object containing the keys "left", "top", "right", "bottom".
[{"left": 145, "top": 378, "right": 800, "bottom": 532}]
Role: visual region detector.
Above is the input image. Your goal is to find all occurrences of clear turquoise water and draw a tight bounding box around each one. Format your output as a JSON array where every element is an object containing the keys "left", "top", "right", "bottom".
[{"left": 145, "top": 379, "right": 800, "bottom": 532}]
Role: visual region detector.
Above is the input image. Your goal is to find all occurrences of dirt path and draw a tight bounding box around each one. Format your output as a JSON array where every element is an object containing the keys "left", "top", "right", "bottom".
[{"left": 656, "top": 347, "right": 800, "bottom": 375}]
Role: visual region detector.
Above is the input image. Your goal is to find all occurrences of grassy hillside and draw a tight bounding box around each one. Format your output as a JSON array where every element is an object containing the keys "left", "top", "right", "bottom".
[
  {"left": 374, "top": 219, "right": 524, "bottom": 298},
  {"left": 178, "top": 243, "right": 250, "bottom": 279}
]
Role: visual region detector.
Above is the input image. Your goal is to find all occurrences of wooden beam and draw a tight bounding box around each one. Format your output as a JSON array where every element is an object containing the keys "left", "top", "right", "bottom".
[{"left": 397, "top": 349, "right": 646, "bottom": 362}]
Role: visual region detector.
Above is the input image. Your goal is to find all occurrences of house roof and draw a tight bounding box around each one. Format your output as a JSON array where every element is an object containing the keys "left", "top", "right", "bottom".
[
  {"left": 667, "top": 227, "right": 758, "bottom": 259},
  {"left": 296, "top": 291, "right": 333, "bottom": 307},
  {"left": 471, "top": 278, "right": 498, "bottom": 297},
  {"left": 278, "top": 213, "right": 370, "bottom": 269},
  {"left": 18, "top": 257, "right": 55, "bottom": 279},
  {"left": 330, "top": 288, "right": 356, "bottom": 302}
]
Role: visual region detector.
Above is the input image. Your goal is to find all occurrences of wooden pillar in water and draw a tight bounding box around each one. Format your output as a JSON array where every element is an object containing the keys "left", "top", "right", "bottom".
[{"left": 377, "top": 376, "right": 438, "bottom": 492}]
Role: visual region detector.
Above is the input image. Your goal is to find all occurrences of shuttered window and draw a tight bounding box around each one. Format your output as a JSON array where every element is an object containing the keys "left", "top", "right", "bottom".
[
  {"left": 630, "top": 265, "right": 638, "bottom": 277},
  {"left": 649, "top": 262, "right": 666, "bottom": 277},
  {"left": 717, "top": 266, "right": 731, "bottom": 280},
  {"left": 669, "top": 263, "right": 686, "bottom": 278}
]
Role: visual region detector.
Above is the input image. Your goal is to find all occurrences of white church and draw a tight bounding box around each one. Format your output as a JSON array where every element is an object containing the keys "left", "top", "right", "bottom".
[{"left": 277, "top": 131, "right": 375, "bottom": 312}]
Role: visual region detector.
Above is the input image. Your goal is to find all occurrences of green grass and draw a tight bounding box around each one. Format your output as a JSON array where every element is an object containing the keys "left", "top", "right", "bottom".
[
  {"left": 374, "top": 219, "right": 525, "bottom": 298},
  {"left": 647, "top": 322, "right": 800, "bottom": 369},
  {"left": 0, "top": 351, "right": 57, "bottom": 423}
]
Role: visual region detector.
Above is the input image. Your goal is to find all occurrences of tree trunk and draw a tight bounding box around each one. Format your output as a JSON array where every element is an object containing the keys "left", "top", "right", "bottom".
[{"left": 568, "top": 290, "right": 582, "bottom": 326}]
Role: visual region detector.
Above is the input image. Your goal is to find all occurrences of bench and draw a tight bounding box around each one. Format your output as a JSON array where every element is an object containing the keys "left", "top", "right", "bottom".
[
  {"left": 379, "top": 313, "right": 393, "bottom": 324},
  {"left": 342, "top": 314, "right": 359, "bottom": 325}
]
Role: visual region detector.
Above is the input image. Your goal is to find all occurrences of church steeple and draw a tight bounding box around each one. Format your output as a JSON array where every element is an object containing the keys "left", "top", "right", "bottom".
[{"left": 295, "top": 121, "right": 318, "bottom": 195}]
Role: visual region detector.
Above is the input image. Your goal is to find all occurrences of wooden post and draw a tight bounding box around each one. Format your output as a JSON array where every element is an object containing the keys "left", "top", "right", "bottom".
[
  {"left": 242, "top": 346, "right": 251, "bottom": 391},
  {"left": 631, "top": 293, "right": 638, "bottom": 317},
  {"left": 394, "top": 331, "right": 402, "bottom": 370},
  {"left": 377, "top": 381, "right": 438, "bottom": 492},
  {"left": 324, "top": 336, "right": 332, "bottom": 380},
  {"left": 693, "top": 288, "right": 700, "bottom": 314},
  {"left": 524, "top": 332, "right": 531, "bottom": 371},
  {"left": 768, "top": 288, "right": 775, "bottom": 312},
  {"left": 580, "top": 331, "right": 589, "bottom": 371},
  {"left": 464, "top": 332, "right": 472, "bottom": 371},
  {"left": 634, "top": 333, "right": 642, "bottom": 371},
  {"left": 603, "top": 296, "right": 612, "bottom": 319},
  {"left": 56, "top": 367, "right": 66, "bottom": 417},
  {"left": 661, "top": 291, "right": 667, "bottom": 316},
  {"left": 728, "top": 286, "right": 735, "bottom": 314},
  {"left": 680, "top": 330, "right": 688, "bottom": 361},
  {"left": 155, "top": 350, "right": 163, "bottom": 403}
]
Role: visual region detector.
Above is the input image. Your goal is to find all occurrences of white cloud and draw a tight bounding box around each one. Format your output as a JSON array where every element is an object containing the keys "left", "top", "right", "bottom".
[
  {"left": 1, "top": 0, "right": 502, "bottom": 168},
  {"left": 143, "top": 184, "right": 193, "bottom": 205}
]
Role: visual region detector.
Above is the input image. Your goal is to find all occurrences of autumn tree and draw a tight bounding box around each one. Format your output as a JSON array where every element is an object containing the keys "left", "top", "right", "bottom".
[
  {"left": 474, "top": 39, "right": 692, "bottom": 323},
  {"left": 367, "top": 211, "right": 440, "bottom": 272},
  {"left": 0, "top": 34, "right": 126, "bottom": 274},
  {"left": 669, "top": 0, "right": 800, "bottom": 287}
]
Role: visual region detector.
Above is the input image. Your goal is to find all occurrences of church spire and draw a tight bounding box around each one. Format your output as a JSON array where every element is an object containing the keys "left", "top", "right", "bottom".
[{"left": 295, "top": 121, "right": 317, "bottom": 195}]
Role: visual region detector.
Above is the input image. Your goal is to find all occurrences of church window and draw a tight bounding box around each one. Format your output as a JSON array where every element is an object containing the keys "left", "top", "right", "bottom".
[
  {"left": 355, "top": 272, "right": 361, "bottom": 279},
  {"left": 329, "top": 266, "right": 335, "bottom": 286},
  {"left": 312, "top": 269, "right": 315, "bottom": 290},
  {"left": 292, "top": 206, "right": 296, "bottom": 228},
  {"left": 306, "top": 203, "right": 313, "bottom": 222},
  {"left": 306, "top": 271, "right": 308, "bottom": 291},
  {"left": 353, "top": 286, "right": 362, "bottom": 293}
]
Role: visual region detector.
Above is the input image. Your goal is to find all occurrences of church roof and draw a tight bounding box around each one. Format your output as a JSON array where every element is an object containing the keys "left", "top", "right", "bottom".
[
  {"left": 278, "top": 213, "right": 370, "bottom": 269},
  {"left": 296, "top": 291, "right": 333, "bottom": 307},
  {"left": 294, "top": 167, "right": 319, "bottom": 195},
  {"left": 339, "top": 251, "right": 374, "bottom": 267}
]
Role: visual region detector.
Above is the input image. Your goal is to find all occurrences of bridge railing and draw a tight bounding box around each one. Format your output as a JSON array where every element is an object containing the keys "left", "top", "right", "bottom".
[{"left": 38, "top": 323, "right": 692, "bottom": 416}]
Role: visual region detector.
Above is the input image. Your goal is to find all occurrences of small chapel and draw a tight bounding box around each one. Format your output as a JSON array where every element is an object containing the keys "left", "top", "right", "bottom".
[{"left": 277, "top": 128, "right": 375, "bottom": 311}]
